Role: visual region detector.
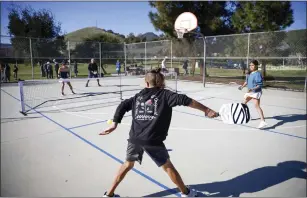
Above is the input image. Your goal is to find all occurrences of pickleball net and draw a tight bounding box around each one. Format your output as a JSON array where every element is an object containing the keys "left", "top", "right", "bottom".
[{"left": 18, "top": 72, "right": 178, "bottom": 115}]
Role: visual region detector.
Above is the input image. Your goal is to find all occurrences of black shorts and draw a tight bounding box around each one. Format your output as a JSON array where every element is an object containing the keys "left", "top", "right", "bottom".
[
  {"left": 88, "top": 72, "right": 98, "bottom": 78},
  {"left": 126, "top": 142, "right": 169, "bottom": 167}
]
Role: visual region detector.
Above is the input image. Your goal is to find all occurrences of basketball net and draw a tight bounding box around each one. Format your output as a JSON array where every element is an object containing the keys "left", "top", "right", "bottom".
[{"left": 176, "top": 28, "right": 188, "bottom": 39}]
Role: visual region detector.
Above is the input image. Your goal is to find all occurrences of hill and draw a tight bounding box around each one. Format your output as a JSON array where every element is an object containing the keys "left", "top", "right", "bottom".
[
  {"left": 140, "top": 32, "right": 159, "bottom": 41},
  {"left": 64, "top": 27, "right": 125, "bottom": 42},
  {"left": 64, "top": 27, "right": 160, "bottom": 44}
]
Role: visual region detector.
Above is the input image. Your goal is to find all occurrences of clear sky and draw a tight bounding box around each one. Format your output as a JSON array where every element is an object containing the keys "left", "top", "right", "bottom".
[{"left": 1, "top": 1, "right": 306, "bottom": 37}]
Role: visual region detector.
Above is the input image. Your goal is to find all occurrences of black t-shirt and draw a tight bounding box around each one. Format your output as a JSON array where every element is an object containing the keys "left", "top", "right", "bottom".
[
  {"left": 113, "top": 87, "right": 192, "bottom": 145},
  {"left": 88, "top": 62, "right": 98, "bottom": 72},
  {"left": 54, "top": 63, "right": 59, "bottom": 70}
]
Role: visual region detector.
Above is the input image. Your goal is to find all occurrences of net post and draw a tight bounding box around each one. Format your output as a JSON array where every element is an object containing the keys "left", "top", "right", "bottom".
[{"left": 18, "top": 80, "right": 27, "bottom": 116}]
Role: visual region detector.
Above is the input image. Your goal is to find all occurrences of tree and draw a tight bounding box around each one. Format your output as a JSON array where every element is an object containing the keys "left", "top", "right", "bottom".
[
  {"left": 148, "top": 1, "right": 234, "bottom": 38},
  {"left": 230, "top": 1, "right": 294, "bottom": 77},
  {"left": 284, "top": 29, "right": 307, "bottom": 57},
  {"left": 231, "top": 1, "right": 293, "bottom": 33},
  {"left": 7, "top": 5, "right": 66, "bottom": 61},
  {"left": 71, "top": 33, "right": 124, "bottom": 64},
  {"left": 148, "top": 1, "right": 235, "bottom": 77},
  {"left": 124, "top": 33, "right": 144, "bottom": 43}
]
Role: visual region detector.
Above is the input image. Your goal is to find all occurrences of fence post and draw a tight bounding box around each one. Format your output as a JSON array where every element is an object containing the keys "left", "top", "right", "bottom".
[
  {"left": 99, "top": 42, "right": 102, "bottom": 77},
  {"left": 124, "top": 42, "right": 127, "bottom": 75},
  {"left": 203, "top": 36, "right": 207, "bottom": 87},
  {"left": 246, "top": 33, "right": 250, "bottom": 69},
  {"left": 145, "top": 42, "right": 147, "bottom": 71},
  {"left": 67, "top": 41, "right": 71, "bottom": 78},
  {"left": 170, "top": 40, "right": 173, "bottom": 68},
  {"left": 305, "top": 76, "right": 306, "bottom": 92},
  {"left": 29, "top": 38, "right": 34, "bottom": 80}
]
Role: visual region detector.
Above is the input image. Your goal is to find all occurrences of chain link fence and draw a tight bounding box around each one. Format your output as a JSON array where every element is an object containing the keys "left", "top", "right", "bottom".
[
  {"left": 202, "top": 29, "right": 306, "bottom": 91},
  {"left": 1, "top": 29, "right": 306, "bottom": 90}
]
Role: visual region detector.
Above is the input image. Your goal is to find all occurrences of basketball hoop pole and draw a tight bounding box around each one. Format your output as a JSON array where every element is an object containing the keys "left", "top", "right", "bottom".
[
  {"left": 187, "top": 31, "right": 206, "bottom": 87},
  {"left": 174, "top": 12, "right": 205, "bottom": 86}
]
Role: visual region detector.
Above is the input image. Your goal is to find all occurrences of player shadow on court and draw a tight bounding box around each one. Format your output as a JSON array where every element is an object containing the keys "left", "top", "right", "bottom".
[
  {"left": 144, "top": 160, "right": 307, "bottom": 197},
  {"left": 251, "top": 114, "right": 307, "bottom": 130}
]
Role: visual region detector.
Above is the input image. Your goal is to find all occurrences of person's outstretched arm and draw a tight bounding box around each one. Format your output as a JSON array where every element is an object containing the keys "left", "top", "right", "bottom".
[
  {"left": 166, "top": 90, "right": 218, "bottom": 118},
  {"left": 100, "top": 97, "right": 134, "bottom": 135},
  {"left": 188, "top": 99, "right": 218, "bottom": 118}
]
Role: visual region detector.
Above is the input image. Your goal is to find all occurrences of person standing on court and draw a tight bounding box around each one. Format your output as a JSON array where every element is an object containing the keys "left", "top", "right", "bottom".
[
  {"left": 161, "top": 57, "right": 167, "bottom": 73},
  {"left": 100, "top": 68, "right": 218, "bottom": 197},
  {"left": 182, "top": 59, "right": 188, "bottom": 76},
  {"left": 47, "top": 62, "right": 53, "bottom": 79},
  {"left": 39, "top": 61, "right": 45, "bottom": 77},
  {"left": 43, "top": 62, "right": 48, "bottom": 79},
  {"left": 86, "top": 58, "right": 101, "bottom": 87},
  {"left": 58, "top": 61, "right": 75, "bottom": 96},
  {"left": 13, "top": 64, "right": 18, "bottom": 80},
  {"left": 238, "top": 60, "right": 267, "bottom": 129},
  {"left": 74, "top": 61, "right": 78, "bottom": 77},
  {"left": 4, "top": 63, "right": 11, "bottom": 82},
  {"left": 116, "top": 60, "right": 121, "bottom": 75},
  {"left": 0, "top": 63, "right": 5, "bottom": 82}
]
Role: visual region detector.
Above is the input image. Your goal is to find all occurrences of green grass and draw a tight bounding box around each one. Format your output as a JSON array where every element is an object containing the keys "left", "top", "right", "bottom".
[
  {"left": 10, "top": 62, "right": 306, "bottom": 91},
  {"left": 13, "top": 63, "right": 118, "bottom": 80}
]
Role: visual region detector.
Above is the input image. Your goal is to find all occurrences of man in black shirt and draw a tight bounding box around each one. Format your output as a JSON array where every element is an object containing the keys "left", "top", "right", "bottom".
[
  {"left": 86, "top": 58, "right": 101, "bottom": 87},
  {"left": 100, "top": 68, "right": 218, "bottom": 197}
]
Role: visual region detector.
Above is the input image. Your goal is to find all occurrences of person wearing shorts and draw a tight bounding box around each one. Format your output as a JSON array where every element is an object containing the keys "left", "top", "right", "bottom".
[
  {"left": 100, "top": 68, "right": 218, "bottom": 197},
  {"left": 238, "top": 60, "right": 267, "bottom": 129},
  {"left": 85, "top": 58, "right": 101, "bottom": 87},
  {"left": 58, "top": 61, "right": 75, "bottom": 96},
  {"left": 161, "top": 57, "right": 168, "bottom": 73}
]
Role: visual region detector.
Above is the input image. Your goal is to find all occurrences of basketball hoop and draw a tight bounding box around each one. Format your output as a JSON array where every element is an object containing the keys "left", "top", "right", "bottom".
[{"left": 174, "top": 12, "right": 198, "bottom": 39}]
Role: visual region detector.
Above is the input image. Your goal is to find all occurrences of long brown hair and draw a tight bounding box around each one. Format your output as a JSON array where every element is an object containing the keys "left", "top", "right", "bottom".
[{"left": 145, "top": 68, "right": 165, "bottom": 88}]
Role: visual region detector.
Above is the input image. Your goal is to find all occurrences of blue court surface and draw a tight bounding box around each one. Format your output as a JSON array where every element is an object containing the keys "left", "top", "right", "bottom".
[{"left": 1, "top": 77, "right": 306, "bottom": 197}]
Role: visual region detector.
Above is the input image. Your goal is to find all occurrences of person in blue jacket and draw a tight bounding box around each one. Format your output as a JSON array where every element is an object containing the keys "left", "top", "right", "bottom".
[
  {"left": 116, "top": 60, "right": 121, "bottom": 75},
  {"left": 239, "top": 60, "right": 267, "bottom": 129}
]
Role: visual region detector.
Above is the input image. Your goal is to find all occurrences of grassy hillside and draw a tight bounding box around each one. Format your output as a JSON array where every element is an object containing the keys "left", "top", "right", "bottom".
[{"left": 64, "top": 27, "right": 124, "bottom": 42}]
